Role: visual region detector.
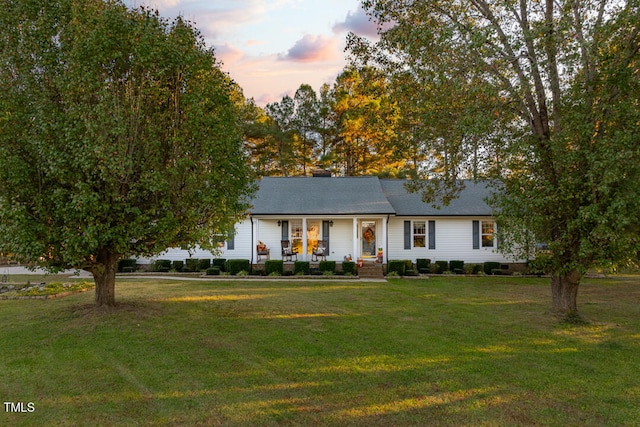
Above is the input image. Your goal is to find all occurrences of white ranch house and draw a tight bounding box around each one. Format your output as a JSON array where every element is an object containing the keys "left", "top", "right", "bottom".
[{"left": 147, "top": 176, "right": 523, "bottom": 267}]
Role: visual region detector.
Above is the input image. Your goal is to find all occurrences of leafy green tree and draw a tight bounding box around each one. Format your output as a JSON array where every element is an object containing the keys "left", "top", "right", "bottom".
[
  {"left": 0, "top": 0, "right": 254, "bottom": 306},
  {"left": 293, "top": 84, "right": 321, "bottom": 175},
  {"left": 351, "top": 0, "right": 640, "bottom": 317},
  {"left": 265, "top": 95, "right": 297, "bottom": 176},
  {"left": 330, "top": 66, "right": 399, "bottom": 176},
  {"left": 316, "top": 83, "right": 338, "bottom": 169},
  {"left": 230, "top": 87, "right": 278, "bottom": 176}
]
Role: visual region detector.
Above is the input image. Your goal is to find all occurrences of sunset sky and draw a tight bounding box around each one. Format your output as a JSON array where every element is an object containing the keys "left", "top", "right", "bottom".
[{"left": 125, "top": 0, "right": 379, "bottom": 106}]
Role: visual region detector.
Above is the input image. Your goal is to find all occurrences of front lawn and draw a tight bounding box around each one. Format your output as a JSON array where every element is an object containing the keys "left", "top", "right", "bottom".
[{"left": 1, "top": 276, "right": 638, "bottom": 426}]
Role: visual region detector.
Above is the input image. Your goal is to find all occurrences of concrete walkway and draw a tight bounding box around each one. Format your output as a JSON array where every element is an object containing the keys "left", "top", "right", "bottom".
[
  {"left": 0, "top": 266, "right": 93, "bottom": 278},
  {"left": 0, "top": 266, "right": 387, "bottom": 282},
  {"left": 117, "top": 275, "right": 387, "bottom": 283}
]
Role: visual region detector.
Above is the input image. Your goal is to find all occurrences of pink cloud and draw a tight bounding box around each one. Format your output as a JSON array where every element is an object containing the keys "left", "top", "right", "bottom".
[
  {"left": 333, "top": 6, "right": 393, "bottom": 39},
  {"left": 279, "top": 34, "right": 339, "bottom": 63},
  {"left": 333, "top": 7, "right": 379, "bottom": 37},
  {"left": 245, "top": 39, "right": 265, "bottom": 47},
  {"left": 215, "top": 43, "right": 244, "bottom": 66}
]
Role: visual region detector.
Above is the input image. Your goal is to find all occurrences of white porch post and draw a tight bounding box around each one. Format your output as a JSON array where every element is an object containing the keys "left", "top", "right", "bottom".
[
  {"left": 252, "top": 217, "right": 258, "bottom": 263},
  {"left": 353, "top": 217, "right": 359, "bottom": 260},
  {"left": 302, "top": 217, "right": 308, "bottom": 262},
  {"left": 381, "top": 216, "right": 387, "bottom": 263}
]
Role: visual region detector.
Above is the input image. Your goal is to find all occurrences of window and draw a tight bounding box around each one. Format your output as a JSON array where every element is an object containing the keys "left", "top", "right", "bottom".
[
  {"left": 482, "top": 221, "right": 494, "bottom": 247},
  {"left": 306, "top": 220, "right": 320, "bottom": 254},
  {"left": 405, "top": 220, "right": 435, "bottom": 249},
  {"left": 413, "top": 221, "right": 426, "bottom": 248},
  {"left": 290, "top": 220, "right": 303, "bottom": 254}
]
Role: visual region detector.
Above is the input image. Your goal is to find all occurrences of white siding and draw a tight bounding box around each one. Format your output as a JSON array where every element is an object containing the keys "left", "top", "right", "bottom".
[
  {"left": 325, "top": 219, "right": 354, "bottom": 261},
  {"left": 388, "top": 217, "right": 521, "bottom": 264},
  {"left": 139, "top": 219, "right": 253, "bottom": 264},
  {"left": 254, "top": 218, "right": 282, "bottom": 260}
]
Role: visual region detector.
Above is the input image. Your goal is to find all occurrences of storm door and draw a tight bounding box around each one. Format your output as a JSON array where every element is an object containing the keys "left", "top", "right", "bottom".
[{"left": 361, "top": 221, "right": 377, "bottom": 258}]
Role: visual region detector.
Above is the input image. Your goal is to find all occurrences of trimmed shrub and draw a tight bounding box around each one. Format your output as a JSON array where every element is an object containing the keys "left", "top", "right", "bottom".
[
  {"left": 294, "top": 261, "right": 310, "bottom": 275},
  {"left": 198, "top": 259, "right": 211, "bottom": 271},
  {"left": 184, "top": 258, "right": 199, "bottom": 272},
  {"left": 155, "top": 259, "right": 171, "bottom": 272},
  {"left": 387, "top": 260, "right": 407, "bottom": 276},
  {"left": 416, "top": 258, "right": 431, "bottom": 274},
  {"left": 342, "top": 261, "right": 357, "bottom": 276},
  {"left": 211, "top": 258, "right": 226, "bottom": 272},
  {"left": 206, "top": 267, "right": 220, "bottom": 276},
  {"left": 450, "top": 260, "right": 465, "bottom": 274},
  {"left": 435, "top": 260, "right": 449, "bottom": 273},
  {"left": 483, "top": 262, "right": 501, "bottom": 275},
  {"left": 429, "top": 262, "right": 441, "bottom": 274},
  {"left": 171, "top": 260, "right": 184, "bottom": 272},
  {"left": 319, "top": 260, "right": 336, "bottom": 274},
  {"left": 117, "top": 258, "right": 137, "bottom": 273},
  {"left": 227, "top": 259, "right": 250, "bottom": 276},
  {"left": 464, "top": 263, "right": 483, "bottom": 275},
  {"left": 265, "top": 260, "right": 284, "bottom": 276}
]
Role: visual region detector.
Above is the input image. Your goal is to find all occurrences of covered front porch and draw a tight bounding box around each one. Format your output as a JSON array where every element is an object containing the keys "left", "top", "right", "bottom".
[{"left": 250, "top": 216, "right": 389, "bottom": 264}]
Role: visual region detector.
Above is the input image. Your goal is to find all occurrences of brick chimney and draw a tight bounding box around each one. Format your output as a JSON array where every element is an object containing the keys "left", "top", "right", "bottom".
[{"left": 312, "top": 169, "right": 332, "bottom": 177}]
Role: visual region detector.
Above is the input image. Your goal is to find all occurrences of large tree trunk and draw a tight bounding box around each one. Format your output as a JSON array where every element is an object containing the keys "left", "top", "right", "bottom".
[
  {"left": 550, "top": 269, "right": 582, "bottom": 316},
  {"left": 89, "top": 248, "right": 119, "bottom": 307}
]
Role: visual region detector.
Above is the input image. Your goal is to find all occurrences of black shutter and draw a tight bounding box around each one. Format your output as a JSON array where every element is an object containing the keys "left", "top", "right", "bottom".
[
  {"left": 472, "top": 220, "right": 480, "bottom": 249},
  {"left": 281, "top": 220, "right": 288, "bottom": 241},
  {"left": 404, "top": 221, "right": 411, "bottom": 250},
  {"left": 322, "top": 220, "right": 330, "bottom": 253},
  {"left": 428, "top": 220, "right": 436, "bottom": 250}
]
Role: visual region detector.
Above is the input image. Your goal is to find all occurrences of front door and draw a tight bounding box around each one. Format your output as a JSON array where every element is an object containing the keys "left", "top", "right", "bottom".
[{"left": 361, "top": 221, "right": 377, "bottom": 258}]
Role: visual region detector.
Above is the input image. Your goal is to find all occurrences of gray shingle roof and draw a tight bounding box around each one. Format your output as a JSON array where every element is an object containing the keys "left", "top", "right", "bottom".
[
  {"left": 249, "top": 177, "right": 495, "bottom": 216},
  {"left": 380, "top": 179, "right": 494, "bottom": 216},
  {"left": 250, "top": 176, "right": 396, "bottom": 215}
]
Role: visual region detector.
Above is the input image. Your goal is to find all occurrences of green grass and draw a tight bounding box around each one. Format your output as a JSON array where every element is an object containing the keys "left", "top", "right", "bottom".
[{"left": 1, "top": 276, "right": 639, "bottom": 426}]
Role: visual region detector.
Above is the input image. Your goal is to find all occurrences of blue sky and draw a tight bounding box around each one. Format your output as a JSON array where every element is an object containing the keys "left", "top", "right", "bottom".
[{"left": 125, "top": 0, "right": 379, "bottom": 106}]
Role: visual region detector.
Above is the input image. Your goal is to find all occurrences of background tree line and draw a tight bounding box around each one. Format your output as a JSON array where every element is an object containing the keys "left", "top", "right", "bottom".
[
  {"left": 237, "top": 63, "right": 502, "bottom": 182},
  {"left": 237, "top": 66, "right": 412, "bottom": 178}
]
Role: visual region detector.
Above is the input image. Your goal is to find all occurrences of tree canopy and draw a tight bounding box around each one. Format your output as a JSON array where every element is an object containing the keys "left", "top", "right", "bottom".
[
  {"left": 0, "top": 0, "right": 254, "bottom": 306},
  {"left": 349, "top": 0, "right": 640, "bottom": 317},
  {"left": 246, "top": 67, "right": 402, "bottom": 177}
]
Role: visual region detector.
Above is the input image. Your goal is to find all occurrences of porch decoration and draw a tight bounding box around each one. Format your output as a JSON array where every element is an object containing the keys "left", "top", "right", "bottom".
[
  {"left": 256, "top": 241, "right": 270, "bottom": 261},
  {"left": 363, "top": 227, "right": 375, "bottom": 244}
]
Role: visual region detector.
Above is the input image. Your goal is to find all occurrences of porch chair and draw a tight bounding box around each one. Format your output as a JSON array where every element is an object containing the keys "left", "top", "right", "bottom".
[
  {"left": 256, "top": 242, "right": 270, "bottom": 262},
  {"left": 312, "top": 240, "right": 327, "bottom": 262},
  {"left": 281, "top": 240, "right": 298, "bottom": 262}
]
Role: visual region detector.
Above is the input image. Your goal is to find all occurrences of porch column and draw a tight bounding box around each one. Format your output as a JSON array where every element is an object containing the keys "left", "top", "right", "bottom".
[
  {"left": 252, "top": 217, "right": 258, "bottom": 263},
  {"left": 302, "top": 217, "right": 308, "bottom": 262},
  {"left": 381, "top": 216, "right": 387, "bottom": 263},
  {"left": 353, "top": 217, "right": 359, "bottom": 260}
]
